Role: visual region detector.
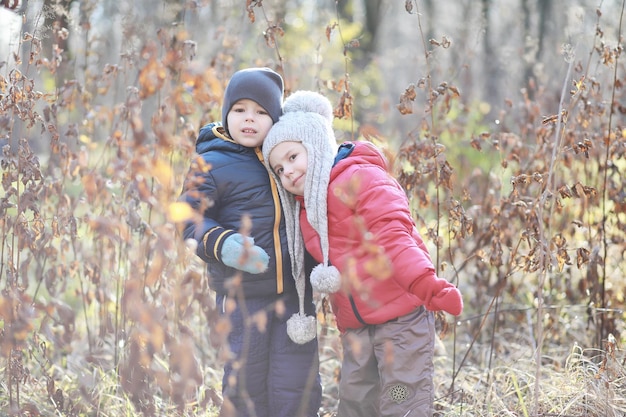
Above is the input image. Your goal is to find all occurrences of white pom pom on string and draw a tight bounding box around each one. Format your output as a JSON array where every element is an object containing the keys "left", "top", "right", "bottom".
[
  {"left": 310, "top": 263, "right": 341, "bottom": 294},
  {"left": 286, "top": 313, "right": 317, "bottom": 344}
]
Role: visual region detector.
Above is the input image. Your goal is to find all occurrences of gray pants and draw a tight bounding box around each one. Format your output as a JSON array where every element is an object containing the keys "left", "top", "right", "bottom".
[{"left": 337, "top": 307, "right": 435, "bottom": 417}]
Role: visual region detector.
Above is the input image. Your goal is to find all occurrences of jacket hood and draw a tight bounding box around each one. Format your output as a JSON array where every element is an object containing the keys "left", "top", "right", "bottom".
[
  {"left": 332, "top": 141, "right": 389, "bottom": 179},
  {"left": 195, "top": 122, "right": 243, "bottom": 155}
]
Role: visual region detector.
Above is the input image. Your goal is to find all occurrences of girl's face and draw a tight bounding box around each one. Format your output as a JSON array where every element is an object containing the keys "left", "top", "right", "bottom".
[
  {"left": 269, "top": 141, "right": 308, "bottom": 196},
  {"left": 226, "top": 99, "right": 274, "bottom": 148}
]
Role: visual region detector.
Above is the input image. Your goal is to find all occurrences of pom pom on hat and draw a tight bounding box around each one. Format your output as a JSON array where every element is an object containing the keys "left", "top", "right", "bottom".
[
  {"left": 282, "top": 90, "right": 334, "bottom": 122},
  {"left": 286, "top": 312, "right": 317, "bottom": 344}
]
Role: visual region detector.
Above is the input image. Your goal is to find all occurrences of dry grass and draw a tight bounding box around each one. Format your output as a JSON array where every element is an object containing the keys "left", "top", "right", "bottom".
[
  {"left": 431, "top": 337, "right": 626, "bottom": 416},
  {"left": 313, "top": 307, "right": 626, "bottom": 416}
]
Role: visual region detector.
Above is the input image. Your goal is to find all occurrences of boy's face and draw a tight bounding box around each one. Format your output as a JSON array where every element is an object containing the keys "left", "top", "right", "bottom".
[
  {"left": 227, "top": 99, "right": 274, "bottom": 148},
  {"left": 269, "top": 141, "right": 308, "bottom": 196}
]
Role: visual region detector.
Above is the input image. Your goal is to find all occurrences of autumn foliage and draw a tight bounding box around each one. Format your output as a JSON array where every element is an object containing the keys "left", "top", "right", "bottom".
[{"left": 0, "top": 1, "right": 625, "bottom": 416}]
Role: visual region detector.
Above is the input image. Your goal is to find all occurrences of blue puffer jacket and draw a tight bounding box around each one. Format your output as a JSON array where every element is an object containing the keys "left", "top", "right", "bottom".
[{"left": 180, "top": 122, "right": 296, "bottom": 298}]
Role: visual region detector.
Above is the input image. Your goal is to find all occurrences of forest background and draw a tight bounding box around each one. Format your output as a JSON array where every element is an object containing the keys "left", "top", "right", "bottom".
[{"left": 0, "top": 0, "right": 625, "bottom": 416}]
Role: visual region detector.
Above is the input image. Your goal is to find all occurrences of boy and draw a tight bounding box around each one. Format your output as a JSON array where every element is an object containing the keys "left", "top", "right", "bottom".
[
  {"left": 262, "top": 90, "right": 463, "bottom": 417},
  {"left": 180, "top": 69, "right": 321, "bottom": 417}
]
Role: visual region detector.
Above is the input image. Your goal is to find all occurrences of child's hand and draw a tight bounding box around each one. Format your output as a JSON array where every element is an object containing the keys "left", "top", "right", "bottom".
[
  {"left": 412, "top": 277, "right": 464, "bottom": 316},
  {"left": 428, "top": 284, "right": 463, "bottom": 316},
  {"left": 221, "top": 233, "right": 269, "bottom": 274}
]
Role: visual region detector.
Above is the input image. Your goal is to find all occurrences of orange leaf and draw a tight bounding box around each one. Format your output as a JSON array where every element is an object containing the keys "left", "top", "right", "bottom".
[{"left": 167, "top": 202, "right": 195, "bottom": 223}]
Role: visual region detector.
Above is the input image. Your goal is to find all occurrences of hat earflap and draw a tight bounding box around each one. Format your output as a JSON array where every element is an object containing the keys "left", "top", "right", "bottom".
[
  {"left": 286, "top": 312, "right": 317, "bottom": 344},
  {"left": 279, "top": 194, "right": 318, "bottom": 345},
  {"left": 310, "top": 263, "right": 341, "bottom": 294}
]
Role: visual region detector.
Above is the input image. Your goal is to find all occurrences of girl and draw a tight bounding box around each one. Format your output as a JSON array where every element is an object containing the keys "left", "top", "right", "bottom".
[{"left": 263, "top": 90, "right": 463, "bottom": 417}]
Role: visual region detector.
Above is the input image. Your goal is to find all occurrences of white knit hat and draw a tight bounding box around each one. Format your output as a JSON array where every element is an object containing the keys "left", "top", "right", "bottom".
[{"left": 262, "top": 91, "right": 342, "bottom": 344}]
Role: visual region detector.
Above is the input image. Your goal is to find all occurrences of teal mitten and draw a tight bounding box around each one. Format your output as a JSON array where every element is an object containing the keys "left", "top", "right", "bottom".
[{"left": 220, "top": 233, "right": 269, "bottom": 274}]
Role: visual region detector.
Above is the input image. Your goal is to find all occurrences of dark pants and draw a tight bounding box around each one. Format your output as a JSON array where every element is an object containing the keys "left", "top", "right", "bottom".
[{"left": 217, "top": 291, "right": 322, "bottom": 417}]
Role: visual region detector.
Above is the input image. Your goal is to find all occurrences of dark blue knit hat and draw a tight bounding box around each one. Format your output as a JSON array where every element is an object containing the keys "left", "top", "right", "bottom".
[{"left": 222, "top": 67, "right": 284, "bottom": 134}]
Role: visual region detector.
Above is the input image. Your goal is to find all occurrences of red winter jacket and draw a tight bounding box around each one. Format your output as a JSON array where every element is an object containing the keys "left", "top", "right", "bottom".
[{"left": 299, "top": 141, "right": 438, "bottom": 332}]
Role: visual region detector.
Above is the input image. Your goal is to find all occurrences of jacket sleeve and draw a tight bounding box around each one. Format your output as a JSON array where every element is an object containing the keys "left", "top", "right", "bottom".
[
  {"left": 337, "top": 164, "right": 438, "bottom": 293},
  {"left": 179, "top": 161, "right": 237, "bottom": 265}
]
